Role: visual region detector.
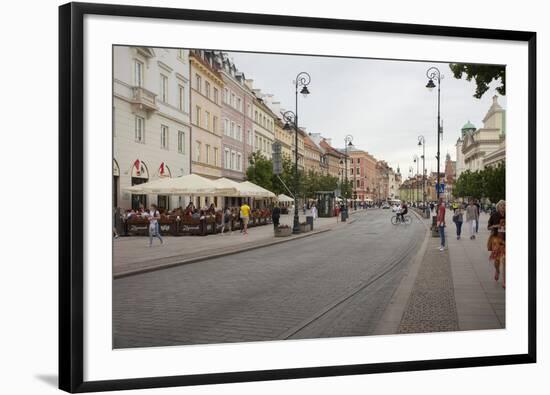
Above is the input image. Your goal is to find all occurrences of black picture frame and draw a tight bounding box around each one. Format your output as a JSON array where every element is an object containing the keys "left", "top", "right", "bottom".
[{"left": 59, "top": 2, "right": 537, "bottom": 392}]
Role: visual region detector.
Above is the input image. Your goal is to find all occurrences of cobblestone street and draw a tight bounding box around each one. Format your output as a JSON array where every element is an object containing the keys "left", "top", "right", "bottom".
[{"left": 113, "top": 209, "right": 425, "bottom": 347}]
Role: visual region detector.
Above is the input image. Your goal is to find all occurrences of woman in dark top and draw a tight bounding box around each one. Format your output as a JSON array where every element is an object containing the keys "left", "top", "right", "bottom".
[{"left": 487, "top": 200, "right": 506, "bottom": 288}]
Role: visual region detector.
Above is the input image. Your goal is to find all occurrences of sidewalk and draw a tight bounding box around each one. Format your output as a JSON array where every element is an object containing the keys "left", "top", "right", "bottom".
[
  {"left": 114, "top": 210, "right": 364, "bottom": 278},
  {"left": 376, "top": 208, "right": 505, "bottom": 334}
]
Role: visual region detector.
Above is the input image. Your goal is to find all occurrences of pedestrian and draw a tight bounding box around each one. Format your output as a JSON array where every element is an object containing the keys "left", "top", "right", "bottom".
[
  {"left": 436, "top": 197, "right": 446, "bottom": 251},
  {"left": 220, "top": 207, "right": 232, "bottom": 235},
  {"left": 452, "top": 206, "right": 463, "bottom": 240},
  {"left": 311, "top": 204, "right": 318, "bottom": 220},
  {"left": 146, "top": 204, "right": 163, "bottom": 247},
  {"left": 474, "top": 199, "right": 481, "bottom": 233},
  {"left": 487, "top": 200, "right": 506, "bottom": 288},
  {"left": 465, "top": 199, "right": 479, "bottom": 240},
  {"left": 303, "top": 203, "right": 307, "bottom": 215},
  {"left": 240, "top": 202, "right": 251, "bottom": 235},
  {"left": 272, "top": 204, "right": 281, "bottom": 229},
  {"left": 430, "top": 202, "right": 434, "bottom": 213}
]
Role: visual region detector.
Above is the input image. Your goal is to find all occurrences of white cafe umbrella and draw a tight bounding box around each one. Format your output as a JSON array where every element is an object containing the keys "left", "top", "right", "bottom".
[
  {"left": 125, "top": 174, "right": 237, "bottom": 196},
  {"left": 277, "top": 194, "right": 294, "bottom": 202},
  {"left": 239, "top": 181, "right": 277, "bottom": 199}
]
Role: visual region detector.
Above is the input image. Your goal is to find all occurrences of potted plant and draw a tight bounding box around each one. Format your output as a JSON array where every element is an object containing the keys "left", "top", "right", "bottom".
[{"left": 274, "top": 224, "right": 292, "bottom": 237}]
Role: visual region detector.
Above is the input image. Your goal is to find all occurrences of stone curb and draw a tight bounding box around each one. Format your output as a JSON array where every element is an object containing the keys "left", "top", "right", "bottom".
[
  {"left": 115, "top": 212, "right": 362, "bottom": 279},
  {"left": 115, "top": 227, "right": 338, "bottom": 279}
]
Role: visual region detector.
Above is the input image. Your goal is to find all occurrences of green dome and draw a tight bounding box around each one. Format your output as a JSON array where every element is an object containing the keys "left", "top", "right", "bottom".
[{"left": 461, "top": 120, "right": 476, "bottom": 131}]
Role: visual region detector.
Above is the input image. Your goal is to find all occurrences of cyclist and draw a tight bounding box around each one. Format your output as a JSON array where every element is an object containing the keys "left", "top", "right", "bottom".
[{"left": 398, "top": 202, "right": 408, "bottom": 222}]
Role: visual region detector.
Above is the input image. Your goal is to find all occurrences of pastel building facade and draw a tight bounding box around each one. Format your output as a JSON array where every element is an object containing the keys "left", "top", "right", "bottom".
[{"left": 113, "top": 46, "right": 191, "bottom": 211}]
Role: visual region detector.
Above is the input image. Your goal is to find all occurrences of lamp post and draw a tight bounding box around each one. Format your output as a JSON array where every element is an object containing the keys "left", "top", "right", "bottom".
[
  {"left": 413, "top": 154, "right": 419, "bottom": 204},
  {"left": 418, "top": 135, "right": 426, "bottom": 206},
  {"left": 339, "top": 134, "right": 353, "bottom": 220},
  {"left": 282, "top": 72, "right": 310, "bottom": 233},
  {"left": 425, "top": 66, "right": 442, "bottom": 200}
]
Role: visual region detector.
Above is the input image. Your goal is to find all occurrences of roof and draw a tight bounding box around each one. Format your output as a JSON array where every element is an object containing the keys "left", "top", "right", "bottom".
[
  {"left": 462, "top": 120, "right": 476, "bottom": 131},
  {"left": 319, "top": 139, "right": 345, "bottom": 158}
]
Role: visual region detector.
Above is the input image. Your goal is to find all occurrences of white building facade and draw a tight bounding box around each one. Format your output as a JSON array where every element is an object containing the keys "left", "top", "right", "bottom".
[
  {"left": 460, "top": 95, "right": 506, "bottom": 174},
  {"left": 113, "top": 46, "right": 191, "bottom": 211}
]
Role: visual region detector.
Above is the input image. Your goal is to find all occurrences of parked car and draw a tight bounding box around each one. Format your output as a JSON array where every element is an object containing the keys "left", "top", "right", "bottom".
[{"left": 382, "top": 203, "right": 390, "bottom": 209}]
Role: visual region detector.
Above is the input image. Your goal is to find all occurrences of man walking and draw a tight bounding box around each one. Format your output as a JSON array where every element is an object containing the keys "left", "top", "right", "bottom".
[
  {"left": 240, "top": 202, "right": 251, "bottom": 235},
  {"left": 465, "top": 199, "right": 479, "bottom": 240},
  {"left": 272, "top": 204, "right": 281, "bottom": 229},
  {"left": 437, "top": 197, "right": 446, "bottom": 251}
]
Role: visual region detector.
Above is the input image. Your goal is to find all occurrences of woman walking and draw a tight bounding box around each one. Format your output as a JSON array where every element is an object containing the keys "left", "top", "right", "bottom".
[
  {"left": 465, "top": 200, "right": 479, "bottom": 240},
  {"left": 452, "top": 206, "right": 464, "bottom": 240},
  {"left": 146, "top": 204, "right": 163, "bottom": 247},
  {"left": 488, "top": 200, "right": 506, "bottom": 288}
]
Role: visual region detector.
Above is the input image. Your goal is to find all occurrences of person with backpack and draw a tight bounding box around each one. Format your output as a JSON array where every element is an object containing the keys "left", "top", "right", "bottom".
[{"left": 465, "top": 200, "right": 479, "bottom": 240}]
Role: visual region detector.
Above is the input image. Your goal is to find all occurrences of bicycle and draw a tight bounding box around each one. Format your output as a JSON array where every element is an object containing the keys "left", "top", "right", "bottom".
[{"left": 391, "top": 214, "right": 412, "bottom": 225}]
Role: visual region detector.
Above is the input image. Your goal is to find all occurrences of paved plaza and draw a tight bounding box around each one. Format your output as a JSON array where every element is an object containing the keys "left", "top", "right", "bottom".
[{"left": 113, "top": 208, "right": 505, "bottom": 348}]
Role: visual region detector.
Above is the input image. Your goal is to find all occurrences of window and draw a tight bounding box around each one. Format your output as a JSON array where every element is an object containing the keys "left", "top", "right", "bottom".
[
  {"left": 254, "top": 111, "right": 258, "bottom": 122},
  {"left": 213, "top": 147, "right": 219, "bottom": 166},
  {"left": 247, "top": 104, "right": 252, "bottom": 118},
  {"left": 178, "top": 131, "right": 185, "bottom": 153},
  {"left": 350, "top": 168, "right": 354, "bottom": 175},
  {"left": 224, "top": 88, "right": 229, "bottom": 103},
  {"left": 160, "top": 74, "right": 168, "bottom": 102},
  {"left": 195, "top": 74, "right": 201, "bottom": 92},
  {"left": 230, "top": 122, "right": 235, "bottom": 138},
  {"left": 255, "top": 135, "right": 258, "bottom": 149},
  {"left": 205, "top": 144, "right": 211, "bottom": 164},
  {"left": 205, "top": 111, "right": 210, "bottom": 130},
  {"left": 134, "top": 60, "right": 143, "bottom": 87},
  {"left": 237, "top": 153, "right": 242, "bottom": 171},
  {"left": 195, "top": 106, "right": 201, "bottom": 127},
  {"left": 178, "top": 49, "right": 185, "bottom": 59},
  {"left": 237, "top": 125, "right": 242, "bottom": 141},
  {"left": 231, "top": 93, "right": 235, "bottom": 107},
  {"left": 356, "top": 168, "right": 360, "bottom": 176},
  {"left": 213, "top": 116, "right": 218, "bottom": 133},
  {"left": 205, "top": 81, "right": 211, "bottom": 99},
  {"left": 357, "top": 180, "right": 361, "bottom": 188},
  {"left": 160, "top": 125, "right": 168, "bottom": 149},
  {"left": 357, "top": 158, "right": 361, "bottom": 164},
  {"left": 213, "top": 87, "right": 219, "bottom": 104},
  {"left": 231, "top": 151, "right": 236, "bottom": 170},
  {"left": 178, "top": 85, "right": 185, "bottom": 111},
  {"left": 134, "top": 116, "right": 145, "bottom": 143},
  {"left": 195, "top": 141, "right": 201, "bottom": 162},
  {"left": 237, "top": 98, "right": 242, "bottom": 112},
  {"left": 224, "top": 149, "right": 230, "bottom": 169},
  {"left": 247, "top": 130, "right": 252, "bottom": 145}
]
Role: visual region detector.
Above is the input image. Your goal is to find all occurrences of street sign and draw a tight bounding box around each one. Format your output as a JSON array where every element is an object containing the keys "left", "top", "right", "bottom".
[
  {"left": 272, "top": 142, "right": 282, "bottom": 175},
  {"left": 436, "top": 183, "right": 445, "bottom": 193}
]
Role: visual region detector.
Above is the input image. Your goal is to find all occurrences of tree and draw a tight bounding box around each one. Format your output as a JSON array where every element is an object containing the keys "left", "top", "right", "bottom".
[
  {"left": 246, "top": 151, "right": 273, "bottom": 191},
  {"left": 449, "top": 63, "right": 505, "bottom": 99},
  {"left": 453, "top": 164, "right": 505, "bottom": 203}
]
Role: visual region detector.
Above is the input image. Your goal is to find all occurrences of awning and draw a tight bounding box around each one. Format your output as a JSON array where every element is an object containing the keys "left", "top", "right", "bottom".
[
  {"left": 239, "top": 181, "right": 277, "bottom": 199},
  {"left": 277, "top": 194, "right": 294, "bottom": 202},
  {"left": 124, "top": 174, "right": 238, "bottom": 196}
]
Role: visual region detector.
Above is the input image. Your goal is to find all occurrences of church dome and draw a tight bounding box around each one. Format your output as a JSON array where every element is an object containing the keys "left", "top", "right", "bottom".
[{"left": 461, "top": 120, "right": 476, "bottom": 137}]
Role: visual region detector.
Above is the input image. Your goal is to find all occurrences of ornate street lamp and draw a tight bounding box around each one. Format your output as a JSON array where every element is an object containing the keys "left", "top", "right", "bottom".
[
  {"left": 413, "top": 154, "right": 419, "bottom": 204},
  {"left": 282, "top": 72, "right": 310, "bottom": 233},
  {"left": 418, "top": 135, "right": 426, "bottom": 205},
  {"left": 425, "top": 66, "right": 442, "bottom": 200}
]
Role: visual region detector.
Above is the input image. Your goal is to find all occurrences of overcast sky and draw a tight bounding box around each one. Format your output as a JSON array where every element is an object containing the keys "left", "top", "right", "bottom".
[{"left": 228, "top": 51, "right": 506, "bottom": 178}]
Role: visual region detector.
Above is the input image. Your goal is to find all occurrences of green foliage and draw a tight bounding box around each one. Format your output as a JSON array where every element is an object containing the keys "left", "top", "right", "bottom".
[
  {"left": 449, "top": 63, "right": 505, "bottom": 99},
  {"left": 246, "top": 152, "right": 339, "bottom": 199},
  {"left": 453, "top": 164, "right": 505, "bottom": 202}
]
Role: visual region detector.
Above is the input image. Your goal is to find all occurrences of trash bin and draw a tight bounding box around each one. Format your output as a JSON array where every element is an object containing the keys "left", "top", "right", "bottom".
[{"left": 306, "top": 215, "right": 314, "bottom": 231}]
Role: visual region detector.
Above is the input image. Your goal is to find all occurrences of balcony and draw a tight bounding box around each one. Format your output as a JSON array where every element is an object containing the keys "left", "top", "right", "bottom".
[{"left": 131, "top": 86, "right": 159, "bottom": 114}]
